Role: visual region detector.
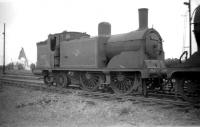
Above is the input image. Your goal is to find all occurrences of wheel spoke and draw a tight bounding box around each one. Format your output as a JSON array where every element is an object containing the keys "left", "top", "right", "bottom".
[
  {"left": 55, "top": 73, "right": 68, "bottom": 88},
  {"left": 110, "top": 73, "right": 142, "bottom": 95},
  {"left": 122, "top": 80, "right": 126, "bottom": 92},
  {"left": 175, "top": 79, "right": 200, "bottom": 103},
  {"left": 44, "top": 75, "right": 52, "bottom": 86},
  {"left": 80, "top": 73, "right": 100, "bottom": 91},
  {"left": 88, "top": 79, "right": 92, "bottom": 88},
  {"left": 125, "top": 80, "right": 129, "bottom": 91}
]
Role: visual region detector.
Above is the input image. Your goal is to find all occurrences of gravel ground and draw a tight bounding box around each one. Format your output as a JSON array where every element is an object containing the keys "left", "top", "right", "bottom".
[{"left": 0, "top": 85, "right": 200, "bottom": 127}]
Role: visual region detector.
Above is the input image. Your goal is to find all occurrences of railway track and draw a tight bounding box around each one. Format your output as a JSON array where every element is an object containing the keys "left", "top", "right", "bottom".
[{"left": 0, "top": 72, "right": 199, "bottom": 110}]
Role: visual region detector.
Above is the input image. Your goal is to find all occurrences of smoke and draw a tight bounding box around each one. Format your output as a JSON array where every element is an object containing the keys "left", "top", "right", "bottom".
[
  {"left": 0, "top": 2, "right": 14, "bottom": 24},
  {"left": 194, "top": 0, "right": 200, "bottom": 5},
  {"left": 193, "top": 0, "right": 200, "bottom": 9}
]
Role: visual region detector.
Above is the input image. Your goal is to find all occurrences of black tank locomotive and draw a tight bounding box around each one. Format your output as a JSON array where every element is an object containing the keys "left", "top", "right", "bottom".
[{"left": 36, "top": 8, "right": 166, "bottom": 95}]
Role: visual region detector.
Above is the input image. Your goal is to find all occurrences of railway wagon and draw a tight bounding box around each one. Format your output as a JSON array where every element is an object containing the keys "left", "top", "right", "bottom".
[{"left": 36, "top": 8, "right": 166, "bottom": 95}]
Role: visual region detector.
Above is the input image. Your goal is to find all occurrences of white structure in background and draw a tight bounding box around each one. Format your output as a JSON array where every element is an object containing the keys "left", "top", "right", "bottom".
[{"left": 18, "top": 47, "right": 29, "bottom": 70}]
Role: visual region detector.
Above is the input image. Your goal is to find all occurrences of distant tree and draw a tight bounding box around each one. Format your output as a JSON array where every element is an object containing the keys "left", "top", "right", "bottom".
[
  {"left": 16, "top": 62, "right": 25, "bottom": 70},
  {"left": 165, "top": 58, "right": 180, "bottom": 67},
  {"left": 0, "top": 65, "right": 3, "bottom": 72},
  {"left": 6, "top": 62, "right": 14, "bottom": 70}
]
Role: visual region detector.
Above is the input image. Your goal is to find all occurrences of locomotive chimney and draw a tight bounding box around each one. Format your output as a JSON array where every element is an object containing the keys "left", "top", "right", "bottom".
[
  {"left": 138, "top": 8, "right": 148, "bottom": 29},
  {"left": 98, "top": 22, "right": 111, "bottom": 36}
]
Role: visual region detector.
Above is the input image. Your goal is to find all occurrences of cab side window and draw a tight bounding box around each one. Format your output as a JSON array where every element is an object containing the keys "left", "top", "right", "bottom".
[{"left": 50, "top": 37, "right": 56, "bottom": 51}]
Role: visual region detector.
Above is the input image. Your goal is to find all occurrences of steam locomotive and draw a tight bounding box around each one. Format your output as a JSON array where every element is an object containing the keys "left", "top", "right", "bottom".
[
  {"left": 36, "top": 8, "right": 166, "bottom": 95},
  {"left": 167, "top": 5, "right": 200, "bottom": 102},
  {"left": 36, "top": 5, "right": 200, "bottom": 101}
]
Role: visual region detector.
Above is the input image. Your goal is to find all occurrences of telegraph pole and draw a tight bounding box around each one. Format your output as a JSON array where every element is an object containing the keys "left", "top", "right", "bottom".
[
  {"left": 184, "top": 0, "right": 192, "bottom": 57},
  {"left": 2, "top": 23, "right": 6, "bottom": 74}
]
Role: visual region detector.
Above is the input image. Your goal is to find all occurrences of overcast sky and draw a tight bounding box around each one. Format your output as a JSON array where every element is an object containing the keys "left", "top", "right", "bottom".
[{"left": 0, "top": 0, "right": 200, "bottom": 65}]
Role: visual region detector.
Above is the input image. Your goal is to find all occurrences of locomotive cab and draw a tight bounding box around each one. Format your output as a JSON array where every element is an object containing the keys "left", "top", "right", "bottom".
[
  {"left": 49, "top": 34, "right": 60, "bottom": 68},
  {"left": 36, "top": 31, "right": 90, "bottom": 69}
]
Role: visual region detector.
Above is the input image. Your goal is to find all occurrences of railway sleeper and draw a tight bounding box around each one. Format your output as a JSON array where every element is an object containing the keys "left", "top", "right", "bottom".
[
  {"left": 41, "top": 70, "right": 200, "bottom": 103},
  {"left": 1, "top": 75, "right": 199, "bottom": 105}
]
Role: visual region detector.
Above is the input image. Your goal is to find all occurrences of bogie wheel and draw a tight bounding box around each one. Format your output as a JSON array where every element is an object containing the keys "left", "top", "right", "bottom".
[
  {"left": 175, "top": 78, "right": 200, "bottom": 103},
  {"left": 44, "top": 75, "right": 52, "bottom": 86},
  {"left": 110, "top": 73, "right": 142, "bottom": 95},
  {"left": 80, "top": 72, "right": 101, "bottom": 91},
  {"left": 55, "top": 72, "right": 69, "bottom": 88}
]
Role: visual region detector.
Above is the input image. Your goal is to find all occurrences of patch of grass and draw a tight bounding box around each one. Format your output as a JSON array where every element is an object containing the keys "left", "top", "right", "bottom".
[
  {"left": 119, "top": 107, "right": 131, "bottom": 116},
  {"left": 15, "top": 94, "right": 60, "bottom": 109}
]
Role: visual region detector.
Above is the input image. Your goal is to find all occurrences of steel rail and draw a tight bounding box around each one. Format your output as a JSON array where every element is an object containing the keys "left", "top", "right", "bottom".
[{"left": 0, "top": 76, "right": 196, "bottom": 110}]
